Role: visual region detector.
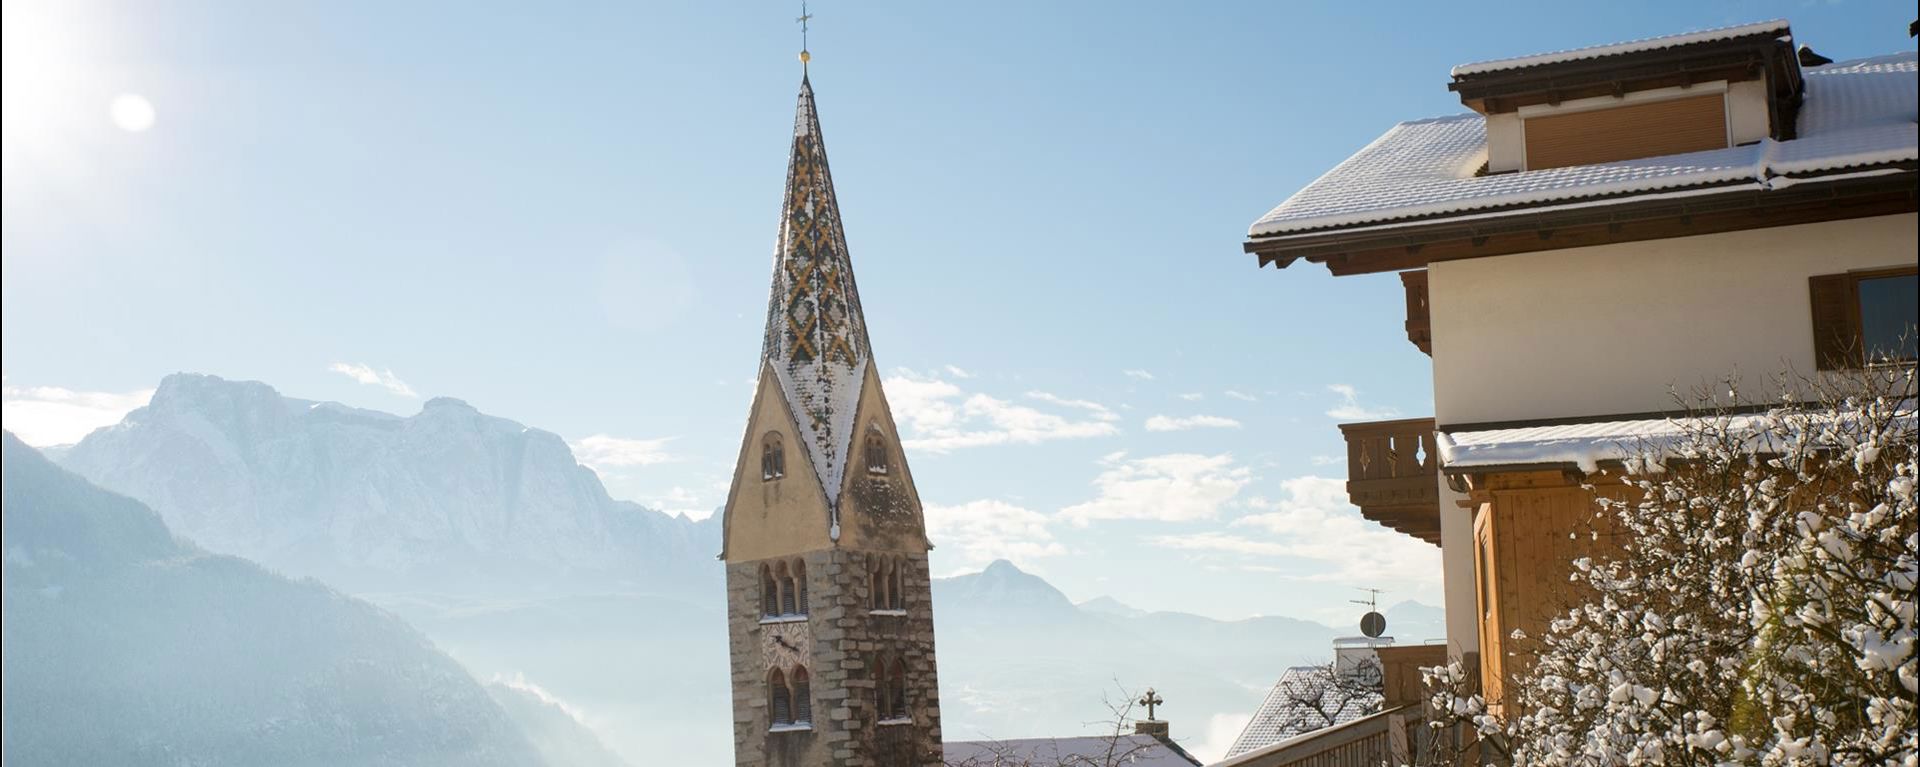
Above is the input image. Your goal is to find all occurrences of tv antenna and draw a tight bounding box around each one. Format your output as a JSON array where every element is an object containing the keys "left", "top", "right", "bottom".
[{"left": 1352, "top": 587, "right": 1388, "bottom": 638}]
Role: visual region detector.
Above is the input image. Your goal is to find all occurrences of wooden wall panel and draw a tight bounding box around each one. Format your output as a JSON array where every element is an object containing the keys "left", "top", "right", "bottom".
[
  {"left": 1475, "top": 483, "right": 1630, "bottom": 709},
  {"left": 1524, "top": 94, "right": 1728, "bottom": 170}
]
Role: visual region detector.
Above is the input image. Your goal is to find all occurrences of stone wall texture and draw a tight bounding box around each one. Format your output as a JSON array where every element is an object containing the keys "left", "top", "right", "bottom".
[{"left": 729, "top": 550, "right": 944, "bottom": 766}]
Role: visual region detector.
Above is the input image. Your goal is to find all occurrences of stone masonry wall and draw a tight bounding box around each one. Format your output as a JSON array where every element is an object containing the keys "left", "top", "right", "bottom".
[{"left": 728, "top": 550, "right": 944, "bottom": 767}]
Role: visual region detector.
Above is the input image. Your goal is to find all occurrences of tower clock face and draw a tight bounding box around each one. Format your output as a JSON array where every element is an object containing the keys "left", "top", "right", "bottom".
[{"left": 762, "top": 621, "right": 811, "bottom": 670}]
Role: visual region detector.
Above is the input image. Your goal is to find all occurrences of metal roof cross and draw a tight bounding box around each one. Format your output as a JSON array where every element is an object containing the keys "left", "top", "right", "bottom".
[{"left": 1138, "top": 688, "right": 1165, "bottom": 720}]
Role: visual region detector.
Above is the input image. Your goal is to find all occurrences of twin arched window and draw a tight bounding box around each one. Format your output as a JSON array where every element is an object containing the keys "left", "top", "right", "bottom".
[
  {"left": 868, "top": 555, "right": 906, "bottom": 612},
  {"left": 873, "top": 656, "right": 909, "bottom": 722},
  {"left": 762, "top": 432, "right": 786, "bottom": 480},
  {"left": 762, "top": 559, "right": 809, "bottom": 618},
  {"left": 769, "top": 665, "right": 812, "bottom": 728}
]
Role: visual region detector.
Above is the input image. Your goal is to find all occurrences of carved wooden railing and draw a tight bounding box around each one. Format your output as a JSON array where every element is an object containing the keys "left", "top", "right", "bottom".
[{"left": 1337, "top": 418, "right": 1441, "bottom": 546}]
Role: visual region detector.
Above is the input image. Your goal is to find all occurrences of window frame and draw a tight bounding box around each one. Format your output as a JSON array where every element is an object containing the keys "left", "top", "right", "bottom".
[{"left": 1811, "top": 265, "right": 1919, "bottom": 370}]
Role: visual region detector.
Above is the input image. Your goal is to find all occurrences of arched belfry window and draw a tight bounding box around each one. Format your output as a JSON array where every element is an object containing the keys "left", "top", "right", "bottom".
[
  {"left": 874, "top": 657, "right": 908, "bottom": 722},
  {"left": 761, "top": 564, "right": 779, "bottom": 618},
  {"left": 769, "top": 668, "right": 792, "bottom": 726},
  {"left": 762, "top": 432, "right": 785, "bottom": 480},
  {"left": 889, "top": 557, "right": 905, "bottom": 610},
  {"left": 791, "top": 666, "right": 812, "bottom": 725},
  {"left": 792, "top": 559, "right": 809, "bottom": 616},
  {"left": 865, "top": 431, "right": 889, "bottom": 475}
]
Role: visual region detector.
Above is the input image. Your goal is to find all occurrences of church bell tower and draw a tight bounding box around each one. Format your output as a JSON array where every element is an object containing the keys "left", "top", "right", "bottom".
[{"left": 718, "top": 62, "right": 945, "bottom": 767}]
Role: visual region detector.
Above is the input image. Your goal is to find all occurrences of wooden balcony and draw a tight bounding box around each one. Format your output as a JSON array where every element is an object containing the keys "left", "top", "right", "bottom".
[{"left": 1337, "top": 418, "right": 1441, "bottom": 546}]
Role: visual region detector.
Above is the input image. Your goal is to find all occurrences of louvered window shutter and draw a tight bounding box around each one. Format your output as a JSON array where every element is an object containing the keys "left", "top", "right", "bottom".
[
  {"left": 797, "top": 573, "right": 809, "bottom": 614},
  {"left": 1809, "top": 273, "right": 1861, "bottom": 370},
  {"left": 782, "top": 577, "right": 797, "bottom": 615},
  {"left": 794, "top": 679, "right": 812, "bottom": 723},
  {"left": 772, "top": 682, "right": 792, "bottom": 725}
]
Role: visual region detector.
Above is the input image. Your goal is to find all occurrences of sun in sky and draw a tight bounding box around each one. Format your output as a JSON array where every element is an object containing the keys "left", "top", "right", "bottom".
[{"left": 2, "top": 0, "right": 153, "bottom": 175}]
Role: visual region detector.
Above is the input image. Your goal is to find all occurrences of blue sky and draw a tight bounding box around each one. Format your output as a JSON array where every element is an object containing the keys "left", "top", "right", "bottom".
[{"left": 3, "top": 0, "right": 1912, "bottom": 625}]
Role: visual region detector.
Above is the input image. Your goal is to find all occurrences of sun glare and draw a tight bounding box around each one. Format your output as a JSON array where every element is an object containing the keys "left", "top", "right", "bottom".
[{"left": 109, "top": 93, "right": 155, "bottom": 132}]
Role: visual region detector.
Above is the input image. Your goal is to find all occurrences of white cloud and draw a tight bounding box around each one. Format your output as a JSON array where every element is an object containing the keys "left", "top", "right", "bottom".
[
  {"left": 1, "top": 382, "right": 153, "bottom": 446},
  {"left": 1025, "top": 390, "right": 1119, "bottom": 422},
  {"left": 328, "top": 362, "right": 418, "bottom": 398},
  {"left": 570, "top": 434, "right": 677, "bottom": 468},
  {"left": 1193, "top": 712, "right": 1256, "bottom": 764},
  {"left": 1310, "top": 454, "right": 1342, "bottom": 466},
  {"left": 924, "top": 499, "right": 1067, "bottom": 572},
  {"left": 884, "top": 372, "right": 1119, "bottom": 453},
  {"left": 943, "top": 365, "right": 973, "bottom": 379},
  {"left": 1058, "top": 452, "right": 1252, "bottom": 527},
  {"left": 1123, "top": 369, "right": 1155, "bottom": 381},
  {"left": 1324, "top": 383, "right": 1398, "bottom": 420},
  {"left": 1144, "top": 414, "right": 1242, "bottom": 432},
  {"left": 1224, "top": 390, "right": 1259, "bottom": 402},
  {"left": 1151, "top": 475, "right": 1440, "bottom": 591},
  {"left": 1177, "top": 392, "right": 1205, "bottom": 401}
]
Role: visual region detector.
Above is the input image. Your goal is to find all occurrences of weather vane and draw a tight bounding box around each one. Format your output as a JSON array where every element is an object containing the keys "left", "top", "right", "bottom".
[{"left": 796, "top": 2, "right": 813, "bottom": 71}]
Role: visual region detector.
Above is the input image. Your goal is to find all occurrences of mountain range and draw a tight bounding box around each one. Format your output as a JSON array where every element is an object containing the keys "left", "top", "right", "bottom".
[
  {"left": 1, "top": 431, "right": 630, "bottom": 767},
  {"left": 32, "top": 372, "right": 1444, "bottom": 764},
  {"left": 58, "top": 373, "right": 718, "bottom": 594}
]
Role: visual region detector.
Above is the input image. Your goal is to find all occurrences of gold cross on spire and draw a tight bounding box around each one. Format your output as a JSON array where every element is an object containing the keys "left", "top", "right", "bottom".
[{"left": 796, "top": 2, "right": 813, "bottom": 70}]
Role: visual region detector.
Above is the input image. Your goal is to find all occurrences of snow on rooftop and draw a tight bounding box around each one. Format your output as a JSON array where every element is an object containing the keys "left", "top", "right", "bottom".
[
  {"left": 1247, "top": 52, "right": 1917, "bottom": 238},
  {"left": 1437, "top": 403, "right": 1917, "bottom": 474},
  {"left": 1451, "top": 19, "right": 1789, "bottom": 77},
  {"left": 1224, "top": 666, "right": 1382, "bottom": 759}
]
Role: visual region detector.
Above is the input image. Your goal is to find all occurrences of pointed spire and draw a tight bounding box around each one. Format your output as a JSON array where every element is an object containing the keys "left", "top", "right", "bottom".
[{"left": 763, "top": 75, "right": 873, "bottom": 505}]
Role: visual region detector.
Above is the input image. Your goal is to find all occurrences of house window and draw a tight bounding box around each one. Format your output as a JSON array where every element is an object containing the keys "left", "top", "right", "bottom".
[
  {"left": 762, "top": 433, "right": 785, "bottom": 480},
  {"left": 1522, "top": 93, "right": 1728, "bottom": 170},
  {"left": 1810, "top": 267, "right": 1919, "bottom": 369}
]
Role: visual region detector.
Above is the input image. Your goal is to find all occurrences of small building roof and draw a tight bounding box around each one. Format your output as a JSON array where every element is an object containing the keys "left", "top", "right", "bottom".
[
  {"left": 1450, "top": 19, "right": 1790, "bottom": 77},
  {"left": 942, "top": 734, "right": 1201, "bottom": 766},
  {"left": 1224, "top": 667, "right": 1382, "bottom": 759},
  {"left": 1245, "top": 51, "right": 1916, "bottom": 239}
]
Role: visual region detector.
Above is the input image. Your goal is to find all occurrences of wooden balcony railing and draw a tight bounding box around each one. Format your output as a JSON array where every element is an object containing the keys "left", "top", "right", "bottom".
[{"left": 1337, "top": 418, "right": 1441, "bottom": 546}]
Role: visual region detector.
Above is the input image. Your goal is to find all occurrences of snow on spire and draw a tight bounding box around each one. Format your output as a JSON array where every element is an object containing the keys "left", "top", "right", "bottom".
[{"left": 762, "top": 75, "right": 874, "bottom": 505}]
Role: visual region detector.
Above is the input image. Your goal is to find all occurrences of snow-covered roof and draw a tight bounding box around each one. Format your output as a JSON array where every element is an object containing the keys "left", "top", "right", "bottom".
[
  {"left": 942, "top": 735, "right": 1201, "bottom": 766},
  {"left": 762, "top": 76, "right": 876, "bottom": 509},
  {"left": 1450, "top": 19, "right": 1790, "bottom": 77},
  {"left": 1225, "top": 667, "right": 1382, "bottom": 759},
  {"left": 1437, "top": 403, "right": 1918, "bottom": 474},
  {"left": 1247, "top": 52, "right": 1918, "bottom": 239}
]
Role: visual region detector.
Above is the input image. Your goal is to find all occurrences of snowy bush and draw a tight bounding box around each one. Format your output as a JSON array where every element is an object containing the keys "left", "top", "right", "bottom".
[{"left": 1420, "top": 364, "right": 1918, "bottom": 767}]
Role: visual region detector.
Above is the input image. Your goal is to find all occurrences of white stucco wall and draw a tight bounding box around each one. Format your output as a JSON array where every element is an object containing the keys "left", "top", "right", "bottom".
[
  {"left": 1437, "top": 482, "right": 1477, "bottom": 658},
  {"left": 1429, "top": 213, "right": 1918, "bottom": 426}
]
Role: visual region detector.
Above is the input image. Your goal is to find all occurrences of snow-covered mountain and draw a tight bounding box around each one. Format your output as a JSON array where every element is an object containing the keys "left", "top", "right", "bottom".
[
  {"left": 1, "top": 432, "right": 559, "bottom": 766},
  {"left": 58, "top": 373, "right": 717, "bottom": 593}
]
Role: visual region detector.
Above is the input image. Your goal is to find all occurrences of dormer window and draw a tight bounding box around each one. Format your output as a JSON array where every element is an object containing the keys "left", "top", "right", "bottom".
[
  {"left": 864, "top": 433, "right": 889, "bottom": 475},
  {"left": 1450, "top": 20, "right": 1801, "bottom": 173},
  {"left": 762, "top": 433, "right": 785, "bottom": 480}
]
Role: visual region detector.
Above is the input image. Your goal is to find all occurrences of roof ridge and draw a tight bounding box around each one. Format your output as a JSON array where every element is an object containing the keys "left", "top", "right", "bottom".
[{"left": 1451, "top": 18, "right": 1790, "bottom": 77}]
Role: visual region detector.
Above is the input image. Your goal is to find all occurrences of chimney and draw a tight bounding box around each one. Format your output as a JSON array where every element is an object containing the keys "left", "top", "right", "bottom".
[{"left": 1133, "top": 719, "right": 1169, "bottom": 739}]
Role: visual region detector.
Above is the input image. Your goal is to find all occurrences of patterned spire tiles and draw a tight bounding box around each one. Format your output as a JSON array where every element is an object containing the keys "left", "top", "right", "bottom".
[{"left": 762, "top": 76, "right": 873, "bottom": 505}]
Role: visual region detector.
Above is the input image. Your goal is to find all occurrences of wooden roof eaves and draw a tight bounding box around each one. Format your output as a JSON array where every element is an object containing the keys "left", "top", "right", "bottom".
[
  {"left": 1244, "top": 166, "right": 1919, "bottom": 276},
  {"left": 1448, "top": 33, "right": 1793, "bottom": 103}
]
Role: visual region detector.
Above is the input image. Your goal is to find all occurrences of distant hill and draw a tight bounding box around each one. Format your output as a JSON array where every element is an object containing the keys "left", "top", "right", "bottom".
[
  {"left": 58, "top": 373, "right": 719, "bottom": 594},
  {"left": 0, "top": 432, "right": 558, "bottom": 767},
  {"left": 1077, "top": 595, "right": 1148, "bottom": 619}
]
